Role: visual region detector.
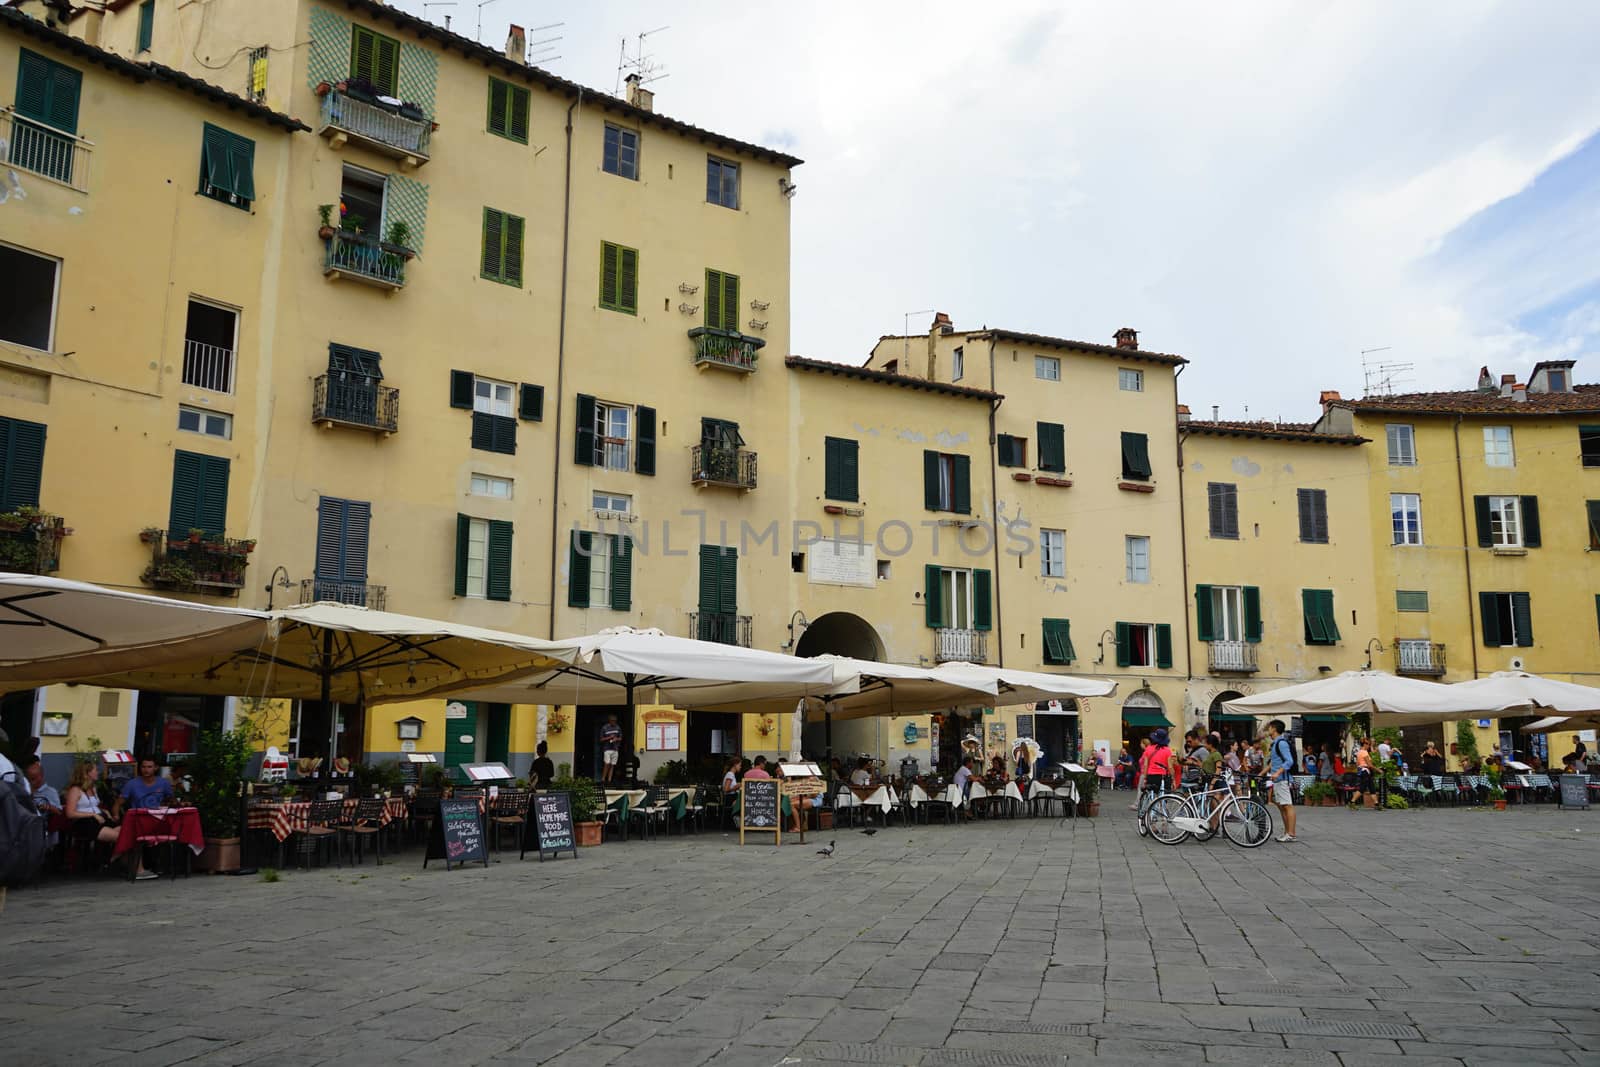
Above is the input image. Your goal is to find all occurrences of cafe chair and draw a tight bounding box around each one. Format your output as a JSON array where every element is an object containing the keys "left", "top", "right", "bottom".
[
  {"left": 297, "top": 799, "right": 344, "bottom": 869},
  {"left": 629, "top": 786, "right": 671, "bottom": 840},
  {"left": 127, "top": 830, "right": 188, "bottom": 882},
  {"left": 832, "top": 782, "right": 861, "bottom": 828},
  {"left": 338, "top": 797, "right": 388, "bottom": 865},
  {"left": 488, "top": 789, "right": 531, "bottom": 854},
  {"left": 683, "top": 785, "right": 706, "bottom": 832},
  {"left": 408, "top": 789, "right": 442, "bottom": 845}
]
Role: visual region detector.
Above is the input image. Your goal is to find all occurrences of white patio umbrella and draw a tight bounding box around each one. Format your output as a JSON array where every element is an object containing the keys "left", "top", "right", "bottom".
[
  {"left": 1222, "top": 669, "right": 1481, "bottom": 723},
  {"left": 1450, "top": 670, "right": 1600, "bottom": 716},
  {"left": 933, "top": 662, "right": 1118, "bottom": 707},
  {"left": 1521, "top": 714, "right": 1600, "bottom": 734}
]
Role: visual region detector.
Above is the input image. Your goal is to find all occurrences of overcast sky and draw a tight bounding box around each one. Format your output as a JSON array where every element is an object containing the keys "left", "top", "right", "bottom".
[{"left": 393, "top": 0, "right": 1600, "bottom": 422}]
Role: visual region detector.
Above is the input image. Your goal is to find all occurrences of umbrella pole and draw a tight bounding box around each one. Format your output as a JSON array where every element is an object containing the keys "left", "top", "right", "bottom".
[
  {"left": 321, "top": 630, "right": 334, "bottom": 765},
  {"left": 625, "top": 674, "right": 635, "bottom": 788},
  {"left": 825, "top": 711, "right": 832, "bottom": 767}
]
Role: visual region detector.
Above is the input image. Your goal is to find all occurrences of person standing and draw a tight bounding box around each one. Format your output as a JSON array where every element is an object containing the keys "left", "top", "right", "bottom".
[
  {"left": 529, "top": 741, "right": 555, "bottom": 790},
  {"left": 598, "top": 715, "right": 622, "bottom": 783},
  {"left": 1419, "top": 742, "right": 1446, "bottom": 778},
  {"left": 1265, "top": 720, "right": 1297, "bottom": 843}
]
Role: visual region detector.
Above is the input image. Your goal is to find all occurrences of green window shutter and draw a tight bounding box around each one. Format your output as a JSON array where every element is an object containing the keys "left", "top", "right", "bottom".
[
  {"left": 840, "top": 438, "right": 858, "bottom": 501},
  {"left": 450, "top": 370, "right": 474, "bottom": 409},
  {"left": 481, "top": 208, "right": 504, "bottom": 280},
  {"left": 1595, "top": 594, "right": 1599, "bottom": 641},
  {"left": 568, "top": 531, "right": 592, "bottom": 608},
  {"left": 609, "top": 535, "right": 632, "bottom": 611},
  {"left": 573, "top": 394, "right": 596, "bottom": 466},
  {"left": 620, "top": 246, "right": 639, "bottom": 313},
  {"left": 705, "top": 269, "right": 722, "bottom": 330},
  {"left": 485, "top": 520, "right": 513, "bottom": 601},
  {"left": 1520, "top": 496, "right": 1541, "bottom": 547},
  {"left": 953, "top": 455, "right": 971, "bottom": 513},
  {"left": 635, "top": 405, "right": 656, "bottom": 476},
  {"left": 171, "top": 451, "right": 228, "bottom": 537},
  {"left": 487, "top": 79, "right": 528, "bottom": 142},
  {"left": 509, "top": 84, "right": 529, "bottom": 141},
  {"left": 0, "top": 416, "right": 47, "bottom": 511},
  {"left": 996, "top": 434, "right": 1016, "bottom": 468},
  {"left": 1302, "top": 589, "right": 1325, "bottom": 644},
  {"left": 973, "top": 569, "right": 991, "bottom": 631},
  {"left": 201, "top": 124, "right": 255, "bottom": 203},
  {"left": 922, "top": 450, "right": 941, "bottom": 510},
  {"left": 1042, "top": 619, "right": 1074, "bottom": 665},
  {"left": 1115, "top": 622, "right": 1131, "bottom": 668},
  {"left": 1037, "top": 422, "right": 1065, "bottom": 472},
  {"left": 137, "top": 1, "right": 154, "bottom": 50},
  {"left": 454, "top": 514, "right": 471, "bottom": 597},
  {"left": 352, "top": 27, "right": 401, "bottom": 95},
  {"left": 519, "top": 383, "right": 543, "bottom": 422},
  {"left": 824, "top": 437, "right": 841, "bottom": 500},
  {"left": 1155, "top": 624, "right": 1173, "bottom": 669},
  {"left": 1589, "top": 501, "right": 1600, "bottom": 551},
  {"left": 698, "top": 545, "right": 720, "bottom": 612},
  {"left": 823, "top": 437, "right": 860, "bottom": 501},
  {"left": 14, "top": 50, "right": 51, "bottom": 124},
  {"left": 1243, "top": 586, "right": 1263, "bottom": 643},
  {"left": 1479, "top": 591, "right": 1501, "bottom": 646},
  {"left": 503, "top": 214, "right": 524, "bottom": 286},
  {"left": 923, "top": 565, "right": 942, "bottom": 628},
  {"left": 600, "top": 243, "right": 619, "bottom": 309},
  {"left": 1193, "top": 584, "right": 1214, "bottom": 642},
  {"left": 198, "top": 455, "right": 229, "bottom": 538},
  {"left": 718, "top": 547, "right": 738, "bottom": 613},
  {"left": 1121, "top": 431, "right": 1152, "bottom": 479},
  {"left": 1473, "top": 495, "right": 1492, "bottom": 547},
  {"left": 315, "top": 496, "right": 346, "bottom": 581},
  {"left": 1511, "top": 592, "right": 1533, "bottom": 647},
  {"left": 350, "top": 27, "right": 376, "bottom": 84},
  {"left": 720, "top": 272, "right": 740, "bottom": 331},
  {"left": 230, "top": 133, "right": 255, "bottom": 202}
]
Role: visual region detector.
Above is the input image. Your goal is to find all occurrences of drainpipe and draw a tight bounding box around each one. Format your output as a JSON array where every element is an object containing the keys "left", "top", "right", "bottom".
[
  {"left": 987, "top": 337, "right": 1004, "bottom": 667},
  {"left": 1453, "top": 415, "right": 1480, "bottom": 678},
  {"left": 546, "top": 89, "right": 582, "bottom": 639},
  {"left": 1174, "top": 364, "right": 1194, "bottom": 696}
]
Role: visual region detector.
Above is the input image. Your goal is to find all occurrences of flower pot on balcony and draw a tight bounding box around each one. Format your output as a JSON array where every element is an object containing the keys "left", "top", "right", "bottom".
[
  {"left": 318, "top": 225, "right": 335, "bottom": 240},
  {"left": 575, "top": 821, "right": 603, "bottom": 847},
  {"left": 315, "top": 81, "right": 331, "bottom": 97},
  {"left": 398, "top": 102, "right": 425, "bottom": 122}
]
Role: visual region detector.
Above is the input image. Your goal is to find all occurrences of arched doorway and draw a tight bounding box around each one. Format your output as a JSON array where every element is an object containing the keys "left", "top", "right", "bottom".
[
  {"left": 1208, "top": 691, "right": 1256, "bottom": 745},
  {"left": 1120, "top": 689, "right": 1170, "bottom": 752},
  {"left": 794, "top": 613, "right": 888, "bottom": 762}
]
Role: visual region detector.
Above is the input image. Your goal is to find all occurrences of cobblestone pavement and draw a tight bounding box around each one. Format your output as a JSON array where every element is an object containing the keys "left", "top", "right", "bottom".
[{"left": 3, "top": 803, "right": 1598, "bottom": 1066}]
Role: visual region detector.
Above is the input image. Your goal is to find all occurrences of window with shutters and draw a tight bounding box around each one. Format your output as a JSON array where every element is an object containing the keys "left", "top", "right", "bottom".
[
  {"left": 0, "top": 416, "right": 48, "bottom": 511},
  {"left": 1297, "top": 488, "right": 1329, "bottom": 544},
  {"left": 574, "top": 531, "right": 631, "bottom": 610},
  {"left": 599, "top": 241, "right": 639, "bottom": 313},
  {"left": 10, "top": 50, "right": 83, "bottom": 187},
  {"left": 1386, "top": 423, "right": 1416, "bottom": 466},
  {"left": 1195, "top": 584, "right": 1261, "bottom": 650},
  {"left": 595, "top": 402, "right": 631, "bottom": 471},
  {"left": 704, "top": 269, "right": 740, "bottom": 331},
  {"left": 313, "top": 496, "right": 371, "bottom": 603},
  {"left": 1119, "top": 431, "right": 1152, "bottom": 480},
  {"left": 349, "top": 25, "right": 401, "bottom": 96},
  {"left": 1588, "top": 501, "right": 1600, "bottom": 551},
  {"left": 0, "top": 243, "right": 61, "bottom": 352},
  {"left": 167, "top": 450, "right": 230, "bottom": 537},
  {"left": 181, "top": 299, "right": 238, "bottom": 394},
  {"left": 137, "top": 1, "right": 154, "bottom": 52},
  {"left": 1036, "top": 422, "right": 1065, "bottom": 473},
  {"left": 1390, "top": 493, "right": 1422, "bottom": 546},
  {"left": 1301, "top": 588, "right": 1340, "bottom": 645},
  {"left": 470, "top": 474, "right": 513, "bottom": 499},
  {"left": 823, "top": 437, "right": 858, "bottom": 502},
  {"left": 462, "top": 517, "right": 489, "bottom": 598},
  {"left": 1125, "top": 535, "right": 1150, "bottom": 583},
  {"left": 177, "top": 406, "right": 231, "bottom": 440},
  {"left": 603, "top": 124, "right": 639, "bottom": 179},
  {"left": 696, "top": 545, "right": 740, "bottom": 642},
  {"left": 1479, "top": 591, "right": 1532, "bottom": 647},
  {"left": 1041, "top": 618, "right": 1075, "bottom": 665},
  {"left": 1118, "top": 623, "right": 1161, "bottom": 667},
  {"left": 935, "top": 568, "right": 975, "bottom": 630},
  {"left": 1207, "top": 482, "right": 1238, "bottom": 539},
  {"left": 1040, "top": 529, "right": 1064, "bottom": 577},
  {"left": 1580, "top": 426, "right": 1600, "bottom": 468},
  {"left": 1396, "top": 590, "right": 1429, "bottom": 613},
  {"left": 1486, "top": 495, "right": 1522, "bottom": 548},
  {"left": 1207, "top": 586, "right": 1245, "bottom": 642},
  {"left": 997, "top": 434, "right": 1027, "bottom": 468},
  {"left": 470, "top": 376, "right": 516, "bottom": 455},
  {"left": 1483, "top": 425, "right": 1514, "bottom": 468},
  {"left": 198, "top": 123, "right": 254, "bottom": 209},
  {"left": 474, "top": 377, "right": 513, "bottom": 416},
  {"left": 924, "top": 451, "right": 970, "bottom": 512},
  {"left": 456, "top": 515, "right": 512, "bottom": 601},
  {"left": 706, "top": 156, "right": 739, "bottom": 208},
  {"left": 480, "top": 207, "right": 525, "bottom": 286},
  {"left": 588, "top": 532, "right": 615, "bottom": 606},
  {"left": 486, "top": 78, "right": 530, "bottom": 143},
  {"left": 1119, "top": 368, "right": 1143, "bottom": 392},
  {"left": 337, "top": 164, "right": 387, "bottom": 239},
  {"left": 1035, "top": 356, "right": 1060, "bottom": 381}
]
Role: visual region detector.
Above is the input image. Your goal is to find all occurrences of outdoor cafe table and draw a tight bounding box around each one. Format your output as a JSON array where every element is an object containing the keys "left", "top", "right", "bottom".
[
  {"left": 849, "top": 784, "right": 898, "bottom": 813},
  {"left": 247, "top": 797, "right": 408, "bottom": 842},
  {"left": 113, "top": 806, "right": 205, "bottom": 858}
]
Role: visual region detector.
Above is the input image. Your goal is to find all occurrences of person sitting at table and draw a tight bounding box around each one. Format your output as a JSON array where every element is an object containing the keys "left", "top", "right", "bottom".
[
  {"left": 987, "top": 754, "right": 1008, "bottom": 782},
  {"left": 849, "top": 757, "right": 872, "bottom": 787},
  {"left": 722, "top": 756, "right": 742, "bottom": 796},
  {"left": 23, "top": 758, "right": 63, "bottom": 853},
  {"left": 952, "top": 755, "right": 975, "bottom": 820},
  {"left": 828, "top": 756, "right": 845, "bottom": 781},
  {"left": 1013, "top": 744, "right": 1032, "bottom": 789},
  {"left": 63, "top": 760, "right": 122, "bottom": 866},
  {"left": 744, "top": 755, "right": 772, "bottom": 779},
  {"left": 774, "top": 763, "right": 812, "bottom": 833},
  {"left": 1114, "top": 743, "right": 1134, "bottom": 789},
  {"left": 114, "top": 757, "right": 175, "bottom": 817}
]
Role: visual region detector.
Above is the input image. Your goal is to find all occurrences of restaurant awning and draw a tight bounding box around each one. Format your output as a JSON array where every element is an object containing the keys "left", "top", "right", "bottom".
[
  {"left": 1210, "top": 710, "right": 1258, "bottom": 722},
  {"left": 1122, "top": 710, "right": 1171, "bottom": 728},
  {"left": 1303, "top": 713, "right": 1350, "bottom": 722}
]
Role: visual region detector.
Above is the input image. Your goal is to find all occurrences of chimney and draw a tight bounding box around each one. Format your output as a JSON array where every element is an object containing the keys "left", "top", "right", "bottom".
[
  {"left": 504, "top": 25, "right": 526, "bottom": 63},
  {"left": 1477, "top": 366, "right": 1495, "bottom": 392},
  {"left": 1176, "top": 404, "right": 1191, "bottom": 424},
  {"left": 1500, "top": 373, "right": 1515, "bottom": 398},
  {"left": 1211, "top": 405, "right": 1220, "bottom": 421},
  {"left": 624, "top": 73, "right": 654, "bottom": 112},
  {"left": 1512, "top": 383, "right": 1527, "bottom": 403},
  {"left": 1318, "top": 390, "right": 1342, "bottom": 406},
  {"left": 1114, "top": 327, "right": 1139, "bottom": 350},
  {"left": 931, "top": 311, "right": 953, "bottom": 335}
]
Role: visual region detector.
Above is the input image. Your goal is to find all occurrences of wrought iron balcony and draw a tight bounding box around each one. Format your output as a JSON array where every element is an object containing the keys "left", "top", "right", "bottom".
[
  {"left": 936, "top": 628, "right": 988, "bottom": 664},
  {"left": 688, "top": 327, "right": 764, "bottom": 373},
  {"left": 1208, "top": 640, "right": 1259, "bottom": 673},
  {"left": 139, "top": 528, "right": 254, "bottom": 595},
  {"left": 296, "top": 578, "right": 387, "bottom": 611},
  {"left": 2, "top": 108, "right": 92, "bottom": 191},
  {"left": 318, "top": 89, "right": 430, "bottom": 166},
  {"left": 691, "top": 612, "right": 752, "bottom": 647},
  {"left": 312, "top": 374, "right": 399, "bottom": 434},
  {"left": 0, "top": 511, "right": 69, "bottom": 574},
  {"left": 1396, "top": 640, "right": 1446, "bottom": 676},
  {"left": 323, "top": 230, "right": 409, "bottom": 290},
  {"left": 690, "top": 445, "right": 758, "bottom": 490}
]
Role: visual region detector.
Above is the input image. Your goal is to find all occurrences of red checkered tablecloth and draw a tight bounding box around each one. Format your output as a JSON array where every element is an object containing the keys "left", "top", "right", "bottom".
[
  {"left": 114, "top": 807, "right": 205, "bottom": 857},
  {"left": 247, "top": 798, "right": 408, "bottom": 842}
]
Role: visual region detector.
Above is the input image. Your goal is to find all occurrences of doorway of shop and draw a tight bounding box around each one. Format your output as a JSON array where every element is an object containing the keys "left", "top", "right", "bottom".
[
  {"left": 1031, "top": 701, "right": 1080, "bottom": 771},
  {"left": 440, "top": 701, "right": 510, "bottom": 782},
  {"left": 687, "top": 710, "right": 740, "bottom": 781},
  {"left": 0, "top": 689, "right": 35, "bottom": 760},
  {"left": 134, "top": 692, "right": 226, "bottom": 763},
  {"left": 575, "top": 706, "right": 634, "bottom": 782}
]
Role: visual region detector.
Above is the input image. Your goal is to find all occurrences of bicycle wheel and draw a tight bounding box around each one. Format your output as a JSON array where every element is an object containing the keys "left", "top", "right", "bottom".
[
  {"left": 1146, "top": 794, "right": 1191, "bottom": 845},
  {"left": 1136, "top": 791, "right": 1153, "bottom": 836},
  {"left": 1221, "top": 798, "right": 1272, "bottom": 848}
]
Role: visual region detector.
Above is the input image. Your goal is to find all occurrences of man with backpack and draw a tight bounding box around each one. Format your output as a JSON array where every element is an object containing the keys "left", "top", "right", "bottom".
[{"left": 1264, "top": 720, "right": 1297, "bottom": 843}]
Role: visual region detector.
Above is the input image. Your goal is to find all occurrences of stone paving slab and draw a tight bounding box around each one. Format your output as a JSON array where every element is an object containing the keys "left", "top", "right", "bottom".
[{"left": 2, "top": 805, "right": 1597, "bottom": 1065}]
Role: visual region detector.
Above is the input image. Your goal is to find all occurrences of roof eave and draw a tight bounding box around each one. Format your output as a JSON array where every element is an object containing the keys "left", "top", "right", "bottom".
[
  {"left": 968, "top": 329, "right": 1189, "bottom": 367},
  {"left": 785, "top": 357, "right": 1002, "bottom": 401}
]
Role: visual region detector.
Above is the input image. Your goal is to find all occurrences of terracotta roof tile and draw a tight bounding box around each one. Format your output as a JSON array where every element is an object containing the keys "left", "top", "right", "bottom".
[
  {"left": 1183, "top": 420, "right": 1367, "bottom": 445},
  {"left": 1333, "top": 385, "right": 1600, "bottom": 417},
  {"left": 968, "top": 328, "right": 1188, "bottom": 366},
  {"left": 786, "top": 356, "right": 1002, "bottom": 401}
]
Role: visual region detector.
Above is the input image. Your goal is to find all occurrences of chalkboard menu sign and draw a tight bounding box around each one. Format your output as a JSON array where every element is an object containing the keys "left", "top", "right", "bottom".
[
  {"left": 1558, "top": 774, "right": 1591, "bottom": 811},
  {"left": 424, "top": 797, "right": 488, "bottom": 870},
  {"left": 525, "top": 791, "right": 578, "bottom": 861},
  {"left": 1016, "top": 714, "right": 1035, "bottom": 743},
  {"left": 740, "top": 778, "right": 781, "bottom": 845}
]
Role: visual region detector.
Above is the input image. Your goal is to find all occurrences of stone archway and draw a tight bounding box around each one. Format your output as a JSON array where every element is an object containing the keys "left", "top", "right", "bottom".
[{"left": 794, "top": 612, "right": 887, "bottom": 662}]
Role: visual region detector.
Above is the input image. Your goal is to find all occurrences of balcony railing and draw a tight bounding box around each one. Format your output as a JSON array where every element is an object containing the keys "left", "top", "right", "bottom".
[
  {"left": 690, "top": 445, "right": 758, "bottom": 490},
  {"left": 324, "top": 230, "right": 408, "bottom": 290},
  {"left": 312, "top": 374, "right": 399, "bottom": 434},
  {"left": 182, "top": 339, "right": 236, "bottom": 394},
  {"left": 688, "top": 327, "right": 764, "bottom": 373},
  {"left": 691, "top": 612, "right": 752, "bottom": 647},
  {"left": 318, "top": 89, "right": 430, "bottom": 165},
  {"left": 2, "top": 109, "right": 92, "bottom": 191},
  {"left": 1208, "top": 640, "right": 1259, "bottom": 673},
  {"left": 0, "top": 511, "right": 69, "bottom": 574},
  {"left": 1396, "top": 640, "right": 1446, "bottom": 676},
  {"left": 139, "top": 528, "right": 254, "bottom": 596},
  {"left": 936, "top": 628, "right": 988, "bottom": 664},
  {"left": 297, "top": 578, "right": 387, "bottom": 611}
]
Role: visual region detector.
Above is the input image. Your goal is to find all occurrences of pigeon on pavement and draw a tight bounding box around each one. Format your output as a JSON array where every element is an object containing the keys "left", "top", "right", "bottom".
[
  {"left": 860, "top": 828, "right": 878, "bottom": 836},
  {"left": 816, "top": 840, "right": 835, "bottom": 857}
]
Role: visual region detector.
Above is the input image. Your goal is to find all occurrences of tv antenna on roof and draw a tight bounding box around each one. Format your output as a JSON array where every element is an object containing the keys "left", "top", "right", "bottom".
[
  {"left": 615, "top": 26, "right": 670, "bottom": 96},
  {"left": 1361, "top": 346, "right": 1413, "bottom": 397},
  {"left": 475, "top": 0, "right": 509, "bottom": 44},
  {"left": 524, "top": 22, "right": 564, "bottom": 67},
  {"left": 422, "top": 2, "right": 457, "bottom": 32}
]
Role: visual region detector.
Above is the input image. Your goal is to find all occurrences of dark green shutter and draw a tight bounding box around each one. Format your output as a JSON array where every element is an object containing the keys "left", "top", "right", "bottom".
[
  {"left": 698, "top": 545, "right": 720, "bottom": 612},
  {"left": 0, "top": 416, "right": 47, "bottom": 511},
  {"left": 1479, "top": 592, "right": 1501, "bottom": 646},
  {"left": 620, "top": 246, "right": 638, "bottom": 313},
  {"left": 1589, "top": 501, "right": 1600, "bottom": 550},
  {"left": 838, "top": 438, "right": 858, "bottom": 500},
  {"left": 519, "top": 384, "right": 543, "bottom": 422},
  {"left": 705, "top": 269, "right": 722, "bottom": 330},
  {"left": 923, "top": 450, "right": 941, "bottom": 510},
  {"left": 718, "top": 547, "right": 738, "bottom": 612},
  {"left": 137, "top": 1, "right": 154, "bottom": 51},
  {"left": 1042, "top": 618, "right": 1074, "bottom": 665},
  {"left": 1037, "top": 422, "right": 1064, "bottom": 473},
  {"left": 824, "top": 438, "right": 839, "bottom": 498},
  {"left": 635, "top": 406, "right": 656, "bottom": 476},
  {"left": 973, "top": 569, "right": 991, "bottom": 631},
  {"left": 953, "top": 455, "right": 971, "bottom": 513},
  {"left": 721, "top": 272, "right": 739, "bottom": 331},
  {"left": 168, "top": 450, "right": 228, "bottom": 537},
  {"left": 924, "top": 565, "right": 942, "bottom": 628},
  {"left": 1243, "top": 586, "right": 1263, "bottom": 643},
  {"left": 1115, "top": 622, "right": 1131, "bottom": 668},
  {"left": 996, "top": 434, "right": 1016, "bottom": 468},
  {"left": 1474, "top": 496, "right": 1493, "bottom": 547},
  {"left": 573, "top": 394, "right": 596, "bottom": 467},
  {"left": 1520, "top": 496, "right": 1541, "bottom": 547},
  {"left": 15, "top": 49, "right": 81, "bottom": 134},
  {"left": 454, "top": 514, "right": 471, "bottom": 597},
  {"left": 1303, "top": 589, "right": 1323, "bottom": 644},
  {"left": 600, "top": 243, "right": 619, "bottom": 308},
  {"left": 481, "top": 208, "right": 504, "bottom": 279},
  {"left": 1193, "top": 584, "right": 1215, "bottom": 642},
  {"left": 487, "top": 79, "right": 529, "bottom": 142},
  {"left": 1320, "top": 589, "right": 1339, "bottom": 643},
  {"left": 1155, "top": 624, "right": 1173, "bottom": 669},
  {"left": 315, "top": 498, "right": 370, "bottom": 584},
  {"left": 504, "top": 214, "right": 524, "bottom": 286},
  {"left": 485, "top": 704, "right": 511, "bottom": 764},
  {"left": 568, "top": 531, "right": 592, "bottom": 607},
  {"left": 1121, "top": 432, "right": 1151, "bottom": 479},
  {"left": 351, "top": 26, "right": 400, "bottom": 95},
  {"left": 509, "top": 84, "right": 529, "bottom": 141},
  {"left": 472, "top": 412, "right": 515, "bottom": 455},
  {"left": 450, "top": 370, "right": 474, "bottom": 409},
  {"left": 200, "top": 124, "right": 254, "bottom": 202},
  {"left": 487, "top": 78, "right": 509, "bottom": 137},
  {"left": 486, "top": 520, "right": 513, "bottom": 601},
  {"left": 1511, "top": 592, "right": 1533, "bottom": 647},
  {"left": 1594, "top": 594, "right": 1599, "bottom": 640},
  {"left": 609, "top": 535, "right": 632, "bottom": 611}
]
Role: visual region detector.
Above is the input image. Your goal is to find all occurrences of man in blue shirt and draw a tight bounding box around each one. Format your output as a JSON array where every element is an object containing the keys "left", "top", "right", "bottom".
[
  {"left": 598, "top": 715, "right": 622, "bottom": 783},
  {"left": 115, "top": 757, "right": 175, "bottom": 816},
  {"left": 1265, "top": 720, "right": 1297, "bottom": 843}
]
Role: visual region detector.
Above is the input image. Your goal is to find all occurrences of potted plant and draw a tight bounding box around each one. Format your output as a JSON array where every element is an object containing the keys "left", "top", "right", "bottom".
[
  {"left": 342, "top": 76, "right": 377, "bottom": 103},
  {"left": 189, "top": 727, "right": 253, "bottom": 872},
  {"left": 317, "top": 204, "right": 335, "bottom": 239},
  {"left": 1302, "top": 781, "right": 1338, "bottom": 807},
  {"left": 187, "top": 527, "right": 205, "bottom": 544},
  {"left": 1488, "top": 786, "right": 1507, "bottom": 811},
  {"left": 1074, "top": 769, "right": 1100, "bottom": 817},
  {"left": 398, "top": 100, "right": 425, "bottom": 122},
  {"left": 384, "top": 219, "right": 414, "bottom": 258},
  {"left": 551, "top": 774, "right": 603, "bottom": 845},
  {"left": 315, "top": 80, "right": 332, "bottom": 97},
  {"left": 139, "top": 526, "right": 163, "bottom": 544}
]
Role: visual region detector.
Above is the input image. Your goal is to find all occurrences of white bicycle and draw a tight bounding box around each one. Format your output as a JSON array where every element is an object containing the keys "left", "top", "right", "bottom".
[{"left": 1145, "top": 771, "right": 1272, "bottom": 848}]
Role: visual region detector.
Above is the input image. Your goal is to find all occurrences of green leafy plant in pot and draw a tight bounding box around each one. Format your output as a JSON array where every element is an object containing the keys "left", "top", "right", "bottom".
[
  {"left": 552, "top": 774, "right": 603, "bottom": 845},
  {"left": 189, "top": 727, "right": 253, "bottom": 871},
  {"left": 1074, "top": 769, "right": 1100, "bottom": 816}
]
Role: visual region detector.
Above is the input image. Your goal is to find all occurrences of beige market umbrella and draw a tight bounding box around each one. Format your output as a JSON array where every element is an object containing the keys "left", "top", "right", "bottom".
[
  {"left": 1224, "top": 669, "right": 1484, "bottom": 724},
  {"left": 1450, "top": 671, "right": 1600, "bottom": 716}
]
